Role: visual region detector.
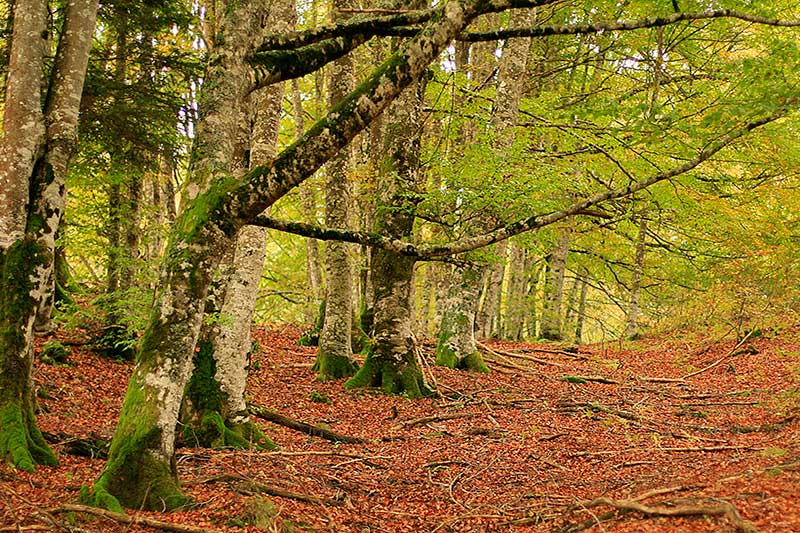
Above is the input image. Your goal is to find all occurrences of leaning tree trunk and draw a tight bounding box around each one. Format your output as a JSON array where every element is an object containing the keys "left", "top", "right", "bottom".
[
  {"left": 89, "top": 0, "right": 480, "bottom": 510},
  {"left": 315, "top": 0, "right": 358, "bottom": 379},
  {"left": 0, "top": 0, "right": 96, "bottom": 473}
]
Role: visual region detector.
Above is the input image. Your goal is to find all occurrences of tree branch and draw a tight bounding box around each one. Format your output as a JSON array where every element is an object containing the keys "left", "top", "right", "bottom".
[
  {"left": 249, "top": 34, "right": 371, "bottom": 90},
  {"left": 255, "top": 8, "right": 800, "bottom": 52},
  {"left": 459, "top": 9, "right": 800, "bottom": 42},
  {"left": 252, "top": 109, "right": 790, "bottom": 259}
]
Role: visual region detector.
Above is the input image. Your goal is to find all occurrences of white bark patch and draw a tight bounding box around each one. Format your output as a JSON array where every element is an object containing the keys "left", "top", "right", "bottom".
[
  {"left": 144, "top": 349, "right": 195, "bottom": 461},
  {"left": 215, "top": 225, "right": 266, "bottom": 416}
]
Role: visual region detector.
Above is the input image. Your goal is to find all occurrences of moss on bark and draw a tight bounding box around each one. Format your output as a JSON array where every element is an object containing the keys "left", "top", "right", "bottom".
[
  {"left": 0, "top": 239, "right": 58, "bottom": 471},
  {"left": 181, "top": 339, "right": 275, "bottom": 450},
  {"left": 435, "top": 334, "right": 489, "bottom": 373},
  {"left": 82, "top": 371, "right": 188, "bottom": 512},
  {"left": 312, "top": 351, "right": 358, "bottom": 381},
  {"left": 345, "top": 345, "right": 431, "bottom": 398}
]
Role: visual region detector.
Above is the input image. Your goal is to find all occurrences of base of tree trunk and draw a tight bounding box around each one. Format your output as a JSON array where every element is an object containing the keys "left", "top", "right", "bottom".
[
  {"left": 0, "top": 400, "right": 58, "bottom": 472},
  {"left": 344, "top": 349, "right": 432, "bottom": 398},
  {"left": 1, "top": 240, "right": 59, "bottom": 472},
  {"left": 312, "top": 352, "right": 358, "bottom": 381},
  {"left": 82, "top": 428, "right": 189, "bottom": 513},
  {"left": 435, "top": 345, "right": 490, "bottom": 373},
  {"left": 181, "top": 412, "right": 277, "bottom": 450}
]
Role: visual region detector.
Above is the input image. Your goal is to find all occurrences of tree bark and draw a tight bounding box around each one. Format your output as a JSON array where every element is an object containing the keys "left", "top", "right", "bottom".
[
  {"left": 435, "top": 264, "right": 488, "bottom": 371},
  {"left": 345, "top": 4, "right": 429, "bottom": 395},
  {"left": 625, "top": 211, "right": 648, "bottom": 340},
  {"left": 0, "top": 0, "right": 97, "bottom": 473},
  {"left": 540, "top": 226, "right": 570, "bottom": 341},
  {"left": 181, "top": 0, "right": 290, "bottom": 450},
  {"left": 477, "top": 240, "right": 508, "bottom": 338},
  {"left": 316, "top": 0, "right": 358, "bottom": 380},
  {"left": 293, "top": 78, "right": 324, "bottom": 323},
  {"left": 504, "top": 244, "right": 528, "bottom": 341},
  {"left": 436, "top": 8, "right": 533, "bottom": 367}
]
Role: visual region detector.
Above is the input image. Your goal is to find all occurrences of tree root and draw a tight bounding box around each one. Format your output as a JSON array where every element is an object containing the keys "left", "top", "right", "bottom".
[
  {"left": 247, "top": 402, "right": 365, "bottom": 444},
  {"left": 55, "top": 504, "right": 223, "bottom": 533},
  {"left": 559, "top": 496, "right": 759, "bottom": 533}
]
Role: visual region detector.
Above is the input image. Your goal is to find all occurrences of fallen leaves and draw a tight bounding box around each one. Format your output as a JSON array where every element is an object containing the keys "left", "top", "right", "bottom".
[{"left": 1, "top": 325, "right": 799, "bottom": 532}]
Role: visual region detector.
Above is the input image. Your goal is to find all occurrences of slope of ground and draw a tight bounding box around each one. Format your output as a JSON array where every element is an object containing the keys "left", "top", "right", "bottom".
[{"left": 1, "top": 325, "right": 799, "bottom": 532}]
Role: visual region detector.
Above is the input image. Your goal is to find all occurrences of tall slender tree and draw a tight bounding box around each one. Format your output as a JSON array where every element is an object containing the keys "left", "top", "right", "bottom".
[{"left": 315, "top": 0, "right": 359, "bottom": 380}]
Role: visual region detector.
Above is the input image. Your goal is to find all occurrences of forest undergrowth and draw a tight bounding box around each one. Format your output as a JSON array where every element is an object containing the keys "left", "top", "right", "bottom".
[{"left": 2, "top": 324, "right": 799, "bottom": 533}]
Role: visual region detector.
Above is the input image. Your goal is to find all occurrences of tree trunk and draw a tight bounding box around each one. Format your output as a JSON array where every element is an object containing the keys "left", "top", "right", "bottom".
[
  {"left": 574, "top": 276, "right": 589, "bottom": 344},
  {"left": 503, "top": 244, "right": 528, "bottom": 341},
  {"left": 180, "top": 0, "right": 290, "bottom": 449},
  {"left": 476, "top": 239, "right": 507, "bottom": 339},
  {"left": 435, "top": 265, "right": 488, "bottom": 371},
  {"left": 436, "top": 8, "right": 533, "bottom": 367},
  {"left": 293, "top": 79, "right": 324, "bottom": 324},
  {"left": 540, "top": 227, "right": 571, "bottom": 341},
  {"left": 315, "top": 0, "right": 358, "bottom": 379},
  {"left": 91, "top": 0, "right": 478, "bottom": 510},
  {"left": 346, "top": 29, "right": 428, "bottom": 396},
  {"left": 625, "top": 212, "right": 648, "bottom": 340},
  {"left": 0, "top": 0, "right": 96, "bottom": 473}
]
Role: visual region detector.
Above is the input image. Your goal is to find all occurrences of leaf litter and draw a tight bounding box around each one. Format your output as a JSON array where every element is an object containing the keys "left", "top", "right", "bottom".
[{"left": 1, "top": 324, "right": 799, "bottom": 532}]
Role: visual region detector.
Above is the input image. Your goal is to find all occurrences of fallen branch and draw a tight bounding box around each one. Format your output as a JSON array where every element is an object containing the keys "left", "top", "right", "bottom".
[
  {"left": 238, "top": 482, "right": 341, "bottom": 506},
  {"left": 55, "top": 504, "right": 223, "bottom": 533},
  {"left": 731, "top": 411, "right": 798, "bottom": 433},
  {"left": 560, "top": 375, "right": 618, "bottom": 384},
  {"left": 682, "top": 331, "right": 755, "bottom": 380},
  {"left": 477, "top": 341, "right": 563, "bottom": 367},
  {"left": 247, "top": 402, "right": 365, "bottom": 444},
  {"left": 392, "top": 412, "right": 479, "bottom": 430},
  {"left": 562, "top": 497, "right": 758, "bottom": 533}
]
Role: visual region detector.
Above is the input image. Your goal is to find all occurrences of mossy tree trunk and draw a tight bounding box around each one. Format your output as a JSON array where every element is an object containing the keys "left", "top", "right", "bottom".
[
  {"left": 0, "top": 0, "right": 97, "bottom": 472},
  {"left": 181, "top": 60, "right": 288, "bottom": 450},
  {"left": 91, "top": 0, "right": 479, "bottom": 510},
  {"left": 436, "top": 8, "right": 533, "bottom": 364},
  {"left": 315, "top": 0, "right": 358, "bottom": 380},
  {"left": 436, "top": 265, "right": 488, "bottom": 372},
  {"left": 346, "top": 15, "right": 429, "bottom": 396}
]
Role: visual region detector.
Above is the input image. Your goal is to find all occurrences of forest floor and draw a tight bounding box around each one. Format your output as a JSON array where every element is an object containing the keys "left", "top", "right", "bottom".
[{"left": 2, "top": 324, "right": 799, "bottom": 533}]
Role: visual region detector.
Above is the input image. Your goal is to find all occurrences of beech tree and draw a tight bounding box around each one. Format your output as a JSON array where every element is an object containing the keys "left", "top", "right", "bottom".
[{"left": 0, "top": 0, "right": 98, "bottom": 472}]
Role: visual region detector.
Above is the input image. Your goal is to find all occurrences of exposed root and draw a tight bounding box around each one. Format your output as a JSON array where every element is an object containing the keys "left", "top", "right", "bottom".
[
  {"left": 247, "top": 402, "right": 365, "bottom": 444},
  {"left": 560, "top": 496, "right": 759, "bottom": 533},
  {"left": 55, "top": 504, "right": 223, "bottom": 533}
]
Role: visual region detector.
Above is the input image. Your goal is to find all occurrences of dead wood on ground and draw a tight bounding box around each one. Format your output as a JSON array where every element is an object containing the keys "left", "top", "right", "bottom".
[{"left": 248, "top": 402, "right": 366, "bottom": 444}]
